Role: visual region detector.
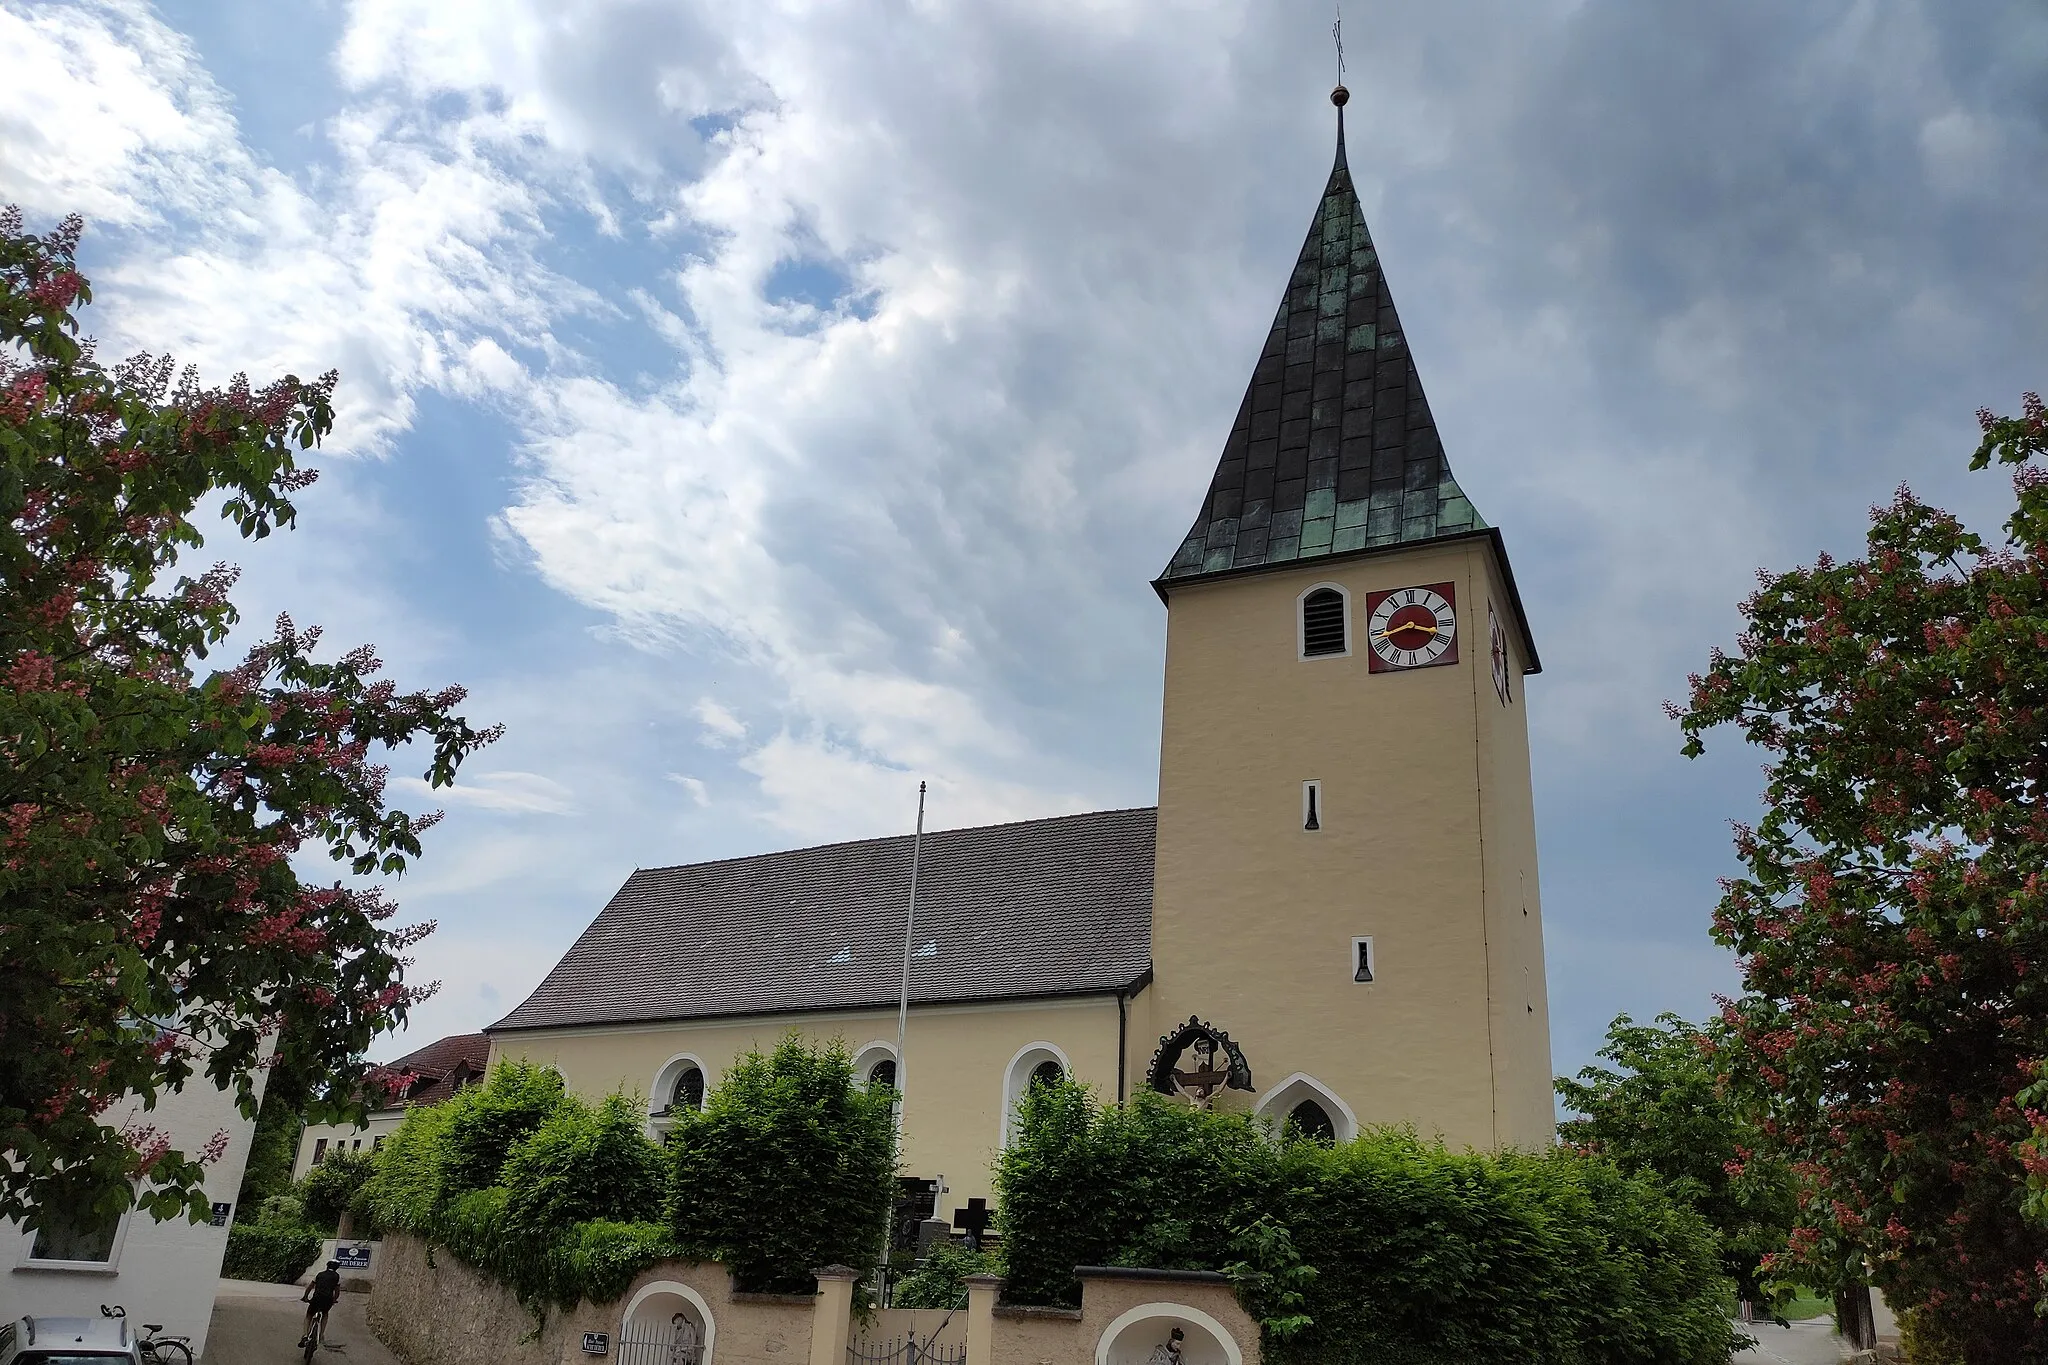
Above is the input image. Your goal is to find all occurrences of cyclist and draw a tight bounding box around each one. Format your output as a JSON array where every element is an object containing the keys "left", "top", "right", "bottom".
[{"left": 299, "top": 1260, "right": 342, "bottom": 1348}]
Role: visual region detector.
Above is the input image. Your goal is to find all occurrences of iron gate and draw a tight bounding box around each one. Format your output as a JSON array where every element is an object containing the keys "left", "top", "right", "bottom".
[
  {"left": 617, "top": 1314, "right": 702, "bottom": 1365},
  {"left": 848, "top": 1334, "right": 966, "bottom": 1365}
]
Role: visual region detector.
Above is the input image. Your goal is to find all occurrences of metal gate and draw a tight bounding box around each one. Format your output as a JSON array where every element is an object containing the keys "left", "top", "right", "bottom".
[
  {"left": 617, "top": 1314, "right": 702, "bottom": 1365},
  {"left": 848, "top": 1334, "right": 966, "bottom": 1365}
]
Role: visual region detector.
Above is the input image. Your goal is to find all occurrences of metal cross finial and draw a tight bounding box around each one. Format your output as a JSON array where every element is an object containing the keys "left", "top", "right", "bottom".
[{"left": 1333, "top": 6, "right": 1345, "bottom": 83}]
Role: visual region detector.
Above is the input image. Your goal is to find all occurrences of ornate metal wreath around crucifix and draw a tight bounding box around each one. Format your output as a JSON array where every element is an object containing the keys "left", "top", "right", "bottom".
[{"left": 1146, "top": 1016, "right": 1254, "bottom": 1108}]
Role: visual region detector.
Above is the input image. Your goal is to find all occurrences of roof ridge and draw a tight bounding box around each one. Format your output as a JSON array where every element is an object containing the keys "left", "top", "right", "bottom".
[{"left": 628, "top": 804, "right": 1159, "bottom": 877}]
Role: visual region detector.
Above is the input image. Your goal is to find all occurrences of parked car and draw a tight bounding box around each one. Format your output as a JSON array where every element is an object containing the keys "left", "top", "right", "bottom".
[{"left": 0, "top": 1315, "right": 144, "bottom": 1365}]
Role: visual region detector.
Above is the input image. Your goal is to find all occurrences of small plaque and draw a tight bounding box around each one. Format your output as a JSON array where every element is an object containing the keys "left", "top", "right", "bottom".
[
  {"left": 336, "top": 1243, "right": 373, "bottom": 1270},
  {"left": 210, "top": 1202, "right": 232, "bottom": 1227},
  {"left": 581, "top": 1333, "right": 609, "bottom": 1356}
]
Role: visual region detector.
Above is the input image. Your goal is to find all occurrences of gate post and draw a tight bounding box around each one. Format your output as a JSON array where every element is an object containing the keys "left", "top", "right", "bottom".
[
  {"left": 963, "top": 1275, "right": 1003, "bottom": 1365},
  {"left": 811, "top": 1265, "right": 860, "bottom": 1365}
]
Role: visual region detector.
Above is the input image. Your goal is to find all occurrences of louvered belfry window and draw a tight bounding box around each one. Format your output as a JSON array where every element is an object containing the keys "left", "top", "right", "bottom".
[{"left": 1302, "top": 588, "right": 1347, "bottom": 656}]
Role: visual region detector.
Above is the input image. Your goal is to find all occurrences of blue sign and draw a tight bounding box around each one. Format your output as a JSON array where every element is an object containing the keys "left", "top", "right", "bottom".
[{"left": 336, "top": 1244, "right": 372, "bottom": 1270}]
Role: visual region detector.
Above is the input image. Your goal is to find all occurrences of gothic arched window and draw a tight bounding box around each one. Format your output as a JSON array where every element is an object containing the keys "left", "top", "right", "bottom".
[
  {"left": 1284, "top": 1098, "right": 1337, "bottom": 1145},
  {"left": 1301, "top": 587, "right": 1347, "bottom": 657},
  {"left": 671, "top": 1065, "right": 705, "bottom": 1113}
]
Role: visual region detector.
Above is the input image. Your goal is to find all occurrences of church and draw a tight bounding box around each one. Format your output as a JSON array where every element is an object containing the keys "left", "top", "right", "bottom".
[{"left": 487, "top": 86, "right": 1553, "bottom": 1236}]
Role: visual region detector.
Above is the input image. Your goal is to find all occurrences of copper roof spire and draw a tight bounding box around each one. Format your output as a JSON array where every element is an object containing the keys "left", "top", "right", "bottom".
[{"left": 1156, "top": 88, "right": 1485, "bottom": 587}]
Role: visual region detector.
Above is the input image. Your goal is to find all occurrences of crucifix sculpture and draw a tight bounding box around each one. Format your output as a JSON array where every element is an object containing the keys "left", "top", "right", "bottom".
[
  {"left": 1146, "top": 1017, "right": 1254, "bottom": 1108},
  {"left": 951, "top": 1197, "right": 992, "bottom": 1252}
]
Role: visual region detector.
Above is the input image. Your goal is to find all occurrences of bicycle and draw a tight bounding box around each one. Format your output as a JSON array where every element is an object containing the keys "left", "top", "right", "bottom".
[
  {"left": 300, "top": 1306, "right": 329, "bottom": 1365},
  {"left": 98, "top": 1305, "right": 193, "bottom": 1365}
]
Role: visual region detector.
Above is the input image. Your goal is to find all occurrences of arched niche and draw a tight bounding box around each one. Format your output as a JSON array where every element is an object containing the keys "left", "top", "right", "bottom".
[
  {"left": 1000, "top": 1041, "right": 1072, "bottom": 1146},
  {"left": 622, "top": 1280, "right": 716, "bottom": 1365},
  {"left": 1095, "top": 1303, "right": 1243, "bottom": 1365},
  {"left": 1252, "top": 1072, "right": 1358, "bottom": 1144}
]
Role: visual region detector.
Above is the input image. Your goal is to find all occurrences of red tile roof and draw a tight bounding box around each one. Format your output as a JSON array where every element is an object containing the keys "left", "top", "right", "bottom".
[{"left": 368, "top": 1031, "right": 491, "bottom": 1111}]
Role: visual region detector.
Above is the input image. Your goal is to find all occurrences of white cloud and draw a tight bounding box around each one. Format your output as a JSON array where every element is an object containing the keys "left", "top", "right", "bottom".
[
  {"left": 666, "top": 773, "right": 710, "bottom": 807},
  {"left": 692, "top": 698, "right": 747, "bottom": 745},
  {"left": 394, "top": 770, "right": 577, "bottom": 815}
]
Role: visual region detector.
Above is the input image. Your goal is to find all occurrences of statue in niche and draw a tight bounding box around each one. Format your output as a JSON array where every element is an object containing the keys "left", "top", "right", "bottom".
[{"left": 1146, "top": 1017, "right": 1254, "bottom": 1107}]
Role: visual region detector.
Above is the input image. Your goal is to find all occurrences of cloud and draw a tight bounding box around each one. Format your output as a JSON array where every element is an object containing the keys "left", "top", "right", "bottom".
[
  {"left": 666, "top": 773, "right": 710, "bottom": 807},
  {"left": 394, "top": 770, "right": 577, "bottom": 815}
]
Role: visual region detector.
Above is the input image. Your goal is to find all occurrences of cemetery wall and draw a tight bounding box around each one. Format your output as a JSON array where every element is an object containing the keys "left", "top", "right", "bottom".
[{"left": 369, "top": 1232, "right": 813, "bottom": 1365}]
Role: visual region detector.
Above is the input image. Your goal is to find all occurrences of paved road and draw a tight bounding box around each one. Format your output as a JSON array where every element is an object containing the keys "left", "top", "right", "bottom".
[
  {"left": 201, "top": 1281, "right": 401, "bottom": 1365},
  {"left": 1731, "top": 1319, "right": 1846, "bottom": 1365}
]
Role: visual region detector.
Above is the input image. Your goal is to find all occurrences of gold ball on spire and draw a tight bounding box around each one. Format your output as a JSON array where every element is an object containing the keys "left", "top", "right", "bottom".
[{"left": 1331, "top": 85, "right": 1350, "bottom": 107}]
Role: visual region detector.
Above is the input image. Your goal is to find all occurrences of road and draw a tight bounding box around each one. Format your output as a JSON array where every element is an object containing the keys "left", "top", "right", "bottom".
[
  {"left": 200, "top": 1281, "right": 402, "bottom": 1365},
  {"left": 1731, "top": 1319, "right": 1847, "bottom": 1365}
]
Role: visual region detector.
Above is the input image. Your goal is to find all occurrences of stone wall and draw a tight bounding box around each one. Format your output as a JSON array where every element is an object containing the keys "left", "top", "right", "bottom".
[
  {"left": 368, "top": 1236, "right": 1255, "bottom": 1365},
  {"left": 368, "top": 1233, "right": 814, "bottom": 1365}
]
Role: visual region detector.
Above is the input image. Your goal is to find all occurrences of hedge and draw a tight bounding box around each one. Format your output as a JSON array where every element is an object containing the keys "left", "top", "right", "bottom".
[
  {"left": 358, "top": 1039, "right": 894, "bottom": 1310},
  {"left": 998, "top": 1085, "right": 1739, "bottom": 1365},
  {"left": 223, "top": 1218, "right": 323, "bottom": 1284}
]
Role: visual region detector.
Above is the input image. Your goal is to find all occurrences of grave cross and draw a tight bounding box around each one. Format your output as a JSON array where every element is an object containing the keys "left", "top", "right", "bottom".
[{"left": 952, "top": 1198, "right": 992, "bottom": 1251}]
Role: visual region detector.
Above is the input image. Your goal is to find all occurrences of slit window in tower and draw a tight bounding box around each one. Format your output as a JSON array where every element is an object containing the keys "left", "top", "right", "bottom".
[
  {"left": 1301, "top": 587, "right": 1348, "bottom": 657},
  {"left": 1303, "top": 780, "right": 1323, "bottom": 831},
  {"left": 1352, "top": 936, "right": 1375, "bottom": 983}
]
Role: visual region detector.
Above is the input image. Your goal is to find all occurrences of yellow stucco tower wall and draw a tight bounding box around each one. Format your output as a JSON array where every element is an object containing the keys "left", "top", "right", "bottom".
[{"left": 1140, "top": 534, "right": 1553, "bottom": 1150}]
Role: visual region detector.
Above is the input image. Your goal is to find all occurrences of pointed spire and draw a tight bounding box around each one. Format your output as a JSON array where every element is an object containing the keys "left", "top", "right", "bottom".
[{"left": 1157, "top": 95, "right": 1486, "bottom": 586}]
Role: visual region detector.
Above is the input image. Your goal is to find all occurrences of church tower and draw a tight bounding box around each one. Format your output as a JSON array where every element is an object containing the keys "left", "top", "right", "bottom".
[{"left": 1138, "top": 88, "right": 1554, "bottom": 1150}]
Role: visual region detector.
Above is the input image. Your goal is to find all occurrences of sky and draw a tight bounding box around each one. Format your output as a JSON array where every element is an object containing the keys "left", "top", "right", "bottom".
[{"left": 3, "top": 0, "right": 2045, "bottom": 1082}]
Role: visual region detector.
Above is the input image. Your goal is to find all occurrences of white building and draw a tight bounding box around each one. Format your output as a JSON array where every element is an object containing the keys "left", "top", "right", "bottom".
[{"left": 0, "top": 1060, "right": 269, "bottom": 1359}]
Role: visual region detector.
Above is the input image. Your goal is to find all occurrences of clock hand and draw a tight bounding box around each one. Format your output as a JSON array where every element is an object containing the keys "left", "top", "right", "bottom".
[{"left": 1374, "top": 622, "right": 1437, "bottom": 640}]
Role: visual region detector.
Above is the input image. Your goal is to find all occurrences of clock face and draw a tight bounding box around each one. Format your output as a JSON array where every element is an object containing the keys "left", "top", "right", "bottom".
[
  {"left": 1489, "top": 601, "right": 1513, "bottom": 705},
  {"left": 1365, "top": 582, "right": 1459, "bottom": 672}
]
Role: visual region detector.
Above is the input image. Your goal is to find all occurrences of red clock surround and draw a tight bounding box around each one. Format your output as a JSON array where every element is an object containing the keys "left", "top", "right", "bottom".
[{"left": 1363, "top": 581, "right": 1460, "bottom": 674}]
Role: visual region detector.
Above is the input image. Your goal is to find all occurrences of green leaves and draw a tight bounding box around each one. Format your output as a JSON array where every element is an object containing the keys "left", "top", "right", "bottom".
[
  {"left": 0, "top": 208, "right": 497, "bottom": 1231},
  {"left": 1677, "top": 388, "right": 2048, "bottom": 1359},
  {"left": 664, "top": 1036, "right": 897, "bottom": 1294},
  {"left": 997, "top": 1086, "right": 1736, "bottom": 1365}
]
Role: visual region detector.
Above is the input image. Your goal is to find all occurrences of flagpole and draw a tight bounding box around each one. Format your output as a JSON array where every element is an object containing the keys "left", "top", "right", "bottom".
[
  {"left": 894, "top": 781, "right": 927, "bottom": 1113},
  {"left": 879, "top": 782, "right": 926, "bottom": 1302}
]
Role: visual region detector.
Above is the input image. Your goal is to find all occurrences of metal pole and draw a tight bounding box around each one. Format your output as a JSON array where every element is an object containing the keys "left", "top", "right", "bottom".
[
  {"left": 895, "top": 781, "right": 927, "bottom": 1112},
  {"left": 879, "top": 781, "right": 927, "bottom": 1306}
]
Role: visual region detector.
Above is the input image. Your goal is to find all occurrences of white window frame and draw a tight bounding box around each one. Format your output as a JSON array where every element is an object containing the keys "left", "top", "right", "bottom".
[
  {"left": 1251, "top": 1073, "right": 1359, "bottom": 1144},
  {"left": 1296, "top": 582, "right": 1352, "bottom": 661},
  {"left": 999, "top": 1041, "right": 1073, "bottom": 1148},
  {"left": 19, "top": 1202, "right": 132, "bottom": 1274},
  {"left": 1350, "top": 935, "right": 1375, "bottom": 984},
  {"left": 649, "top": 1053, "right": 709, "bottom": 1134},
  {"left": 851, "top": 1040, "right": 900, "bottom": 1090}
]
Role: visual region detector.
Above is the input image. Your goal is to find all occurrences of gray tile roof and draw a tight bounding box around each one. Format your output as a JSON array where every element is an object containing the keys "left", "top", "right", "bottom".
[
  {"left": 1159, "top": 106, "right": 1485, "bottom": 585},
  {"left": 490, "top": 808, "right": 1157, "bottom": 1033}
]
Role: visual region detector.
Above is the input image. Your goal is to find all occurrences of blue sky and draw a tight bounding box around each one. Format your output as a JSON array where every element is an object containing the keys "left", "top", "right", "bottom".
[{"left": 4, "top": 0, "right": 2045, "bottom": 1083}]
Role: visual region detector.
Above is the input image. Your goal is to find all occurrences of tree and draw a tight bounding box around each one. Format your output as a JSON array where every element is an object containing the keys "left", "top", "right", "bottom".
[
  {"left": 0, "top": 209, "right": 500, "bottom": 1233},
  {"left": 1676, "top": 391, "right": 2048, "bottom": 1362},
  {"left": 664, "top": 1036, "right": 897, "bottom": 1293},
  {"left": 1555, "top": 1012, "right": 1799, "bottom": 1316}
]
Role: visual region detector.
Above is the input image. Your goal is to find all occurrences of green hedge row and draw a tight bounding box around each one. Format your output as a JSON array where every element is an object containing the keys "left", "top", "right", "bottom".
[
  {"left": 358, "top": 1038, "right": 895, "bottom": 1310},
  {"left": 223, "top": 1219, "right": 323, "bottom": 1284},
  {"left": 998, "top": 1086, "right": 1740, "bottom": 1365}
]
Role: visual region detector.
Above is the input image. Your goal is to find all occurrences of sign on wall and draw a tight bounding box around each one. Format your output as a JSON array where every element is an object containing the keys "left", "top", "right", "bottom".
[
  {"left": 581, "top": 1333, "right": 610, "bottom": 1356},
  {"left": 336, "top": 1244, "right": 373, "bottom": 1270}
]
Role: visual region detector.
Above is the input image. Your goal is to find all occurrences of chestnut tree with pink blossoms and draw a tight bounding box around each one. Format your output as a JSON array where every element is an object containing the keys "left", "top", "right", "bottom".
[
  {"left": 0, "top": 210, "right": 499, "bottom": 1235},
  {"left": 1677, "top": 390, "right": 2048, "bottom": 1362}
]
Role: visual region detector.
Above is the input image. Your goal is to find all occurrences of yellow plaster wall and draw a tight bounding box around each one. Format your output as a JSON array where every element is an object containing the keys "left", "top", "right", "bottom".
[
  {"left": 1143, "top": 537, "right": 1554, "bottom": 1150},
  {"left": 489, "top": 994, "right": 1123, "bottom": 1220}
]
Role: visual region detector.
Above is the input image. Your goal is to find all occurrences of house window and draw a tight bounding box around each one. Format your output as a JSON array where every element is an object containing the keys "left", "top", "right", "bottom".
[
  {"left": 1352, "top": 937, "right": 1374, "bottom": 983},
  {"left": 1002, "top": 1043, "right": 1072, "bottom": 1146},
  {"left": 1302, "top": 780, "right": 1322, "bottom": 831},
  {"left": 671, "top": 1065, "right": 705, "bottom": 1113},
  {"left": 1300, "top": 586, "right": 1348, "bottom": 658},
  {"left": 373, "top": 1136, "right": 385, "bottom": 1152},
  {"left": 1029, "top": 1059, "right": 1064, "bottom": 1090},
  {"left": 867, "top": 1058, "right": 897, "bottom": 1089},
  {"left": 312, "top": 1138, "right": 328, "bottom": 1165},
  {"left": 1284, "top": 1099, "right": 1338, "bottom": 1145},
  {"left": 27, "top": 1205, "right": 123, "bottom": 1267}
]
